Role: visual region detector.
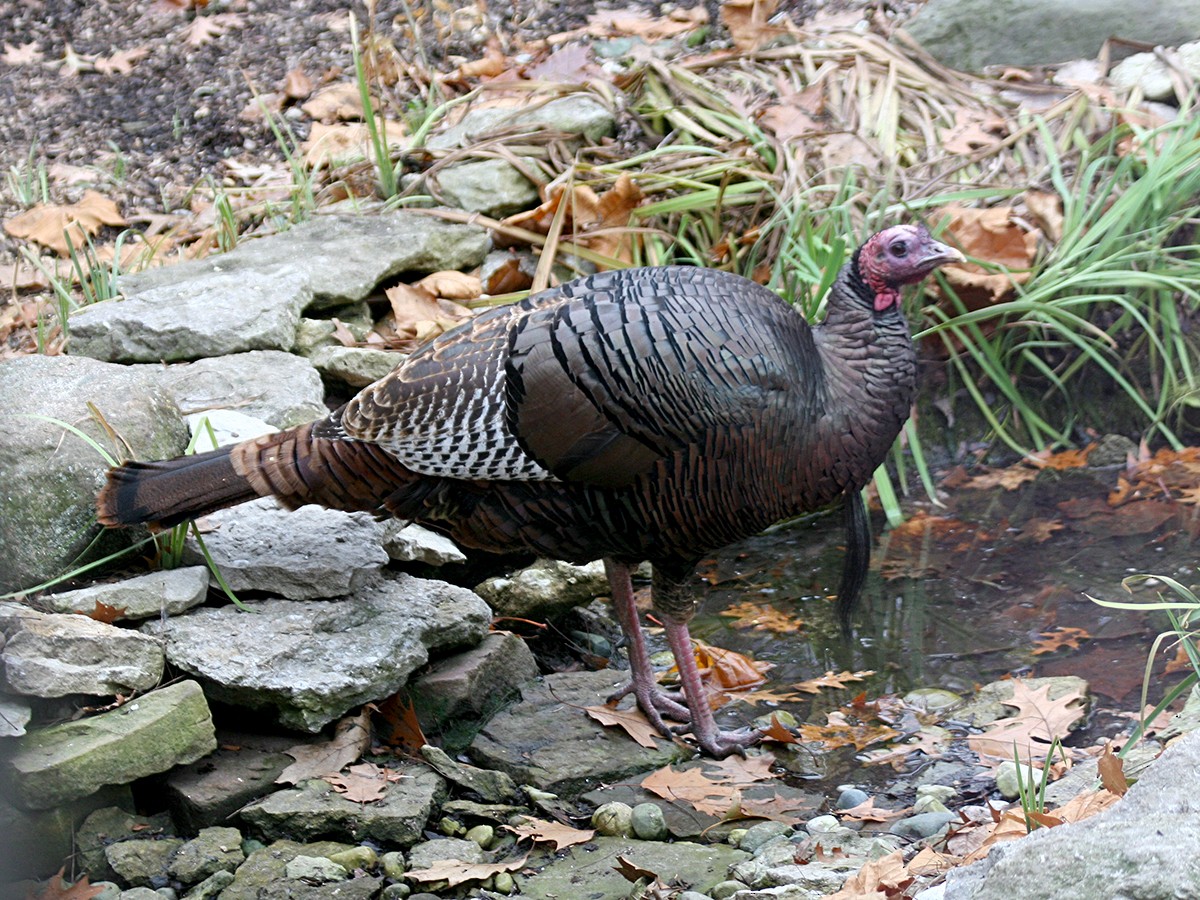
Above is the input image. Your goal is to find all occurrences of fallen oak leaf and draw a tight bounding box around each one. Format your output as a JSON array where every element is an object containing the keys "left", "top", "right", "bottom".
[
  {"left": 505, "top": 816, "right": 595, "bottom": 850},
  {"left": 1031, "top": 626, "right": 1090, "bottom": 655},
  {"left": 277, "top": 708, "right": 372, "bottom": 784},
  {"left": 4, "top": 190, "right": 126, "bottom": 256},
  {"left": 793, "top": 669, "right": 875, "bottom": 694},
  {"left": 825, "top": 849, "right": 911, "bottom": 900},
  {"left": 584, "top": 703, "right": 666, "bottom": 748},
  {"left": 613, "top": 855, "right": 661, "bottom": 884},
  {"left": 324, "top": 761, "right": 388, "bottom": 803},
  {"left": 406, "top": 854, "right": 529, "bottom": 888},
  {"left": 25, "top": 868, "right": 105, "bottom": 900},
  {"left": 77, "top": 600, "right": 126, "bottom": 624}
]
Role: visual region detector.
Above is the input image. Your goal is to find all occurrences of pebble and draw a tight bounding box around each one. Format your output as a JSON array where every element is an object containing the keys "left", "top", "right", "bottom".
[
  {"left": 283, "top": 856, "right": 348, "bottom": 883},
  {"left": 913, "top": 795, "right": 950, "bottom": 815},
  {"left": 917, "top": 784, "right": 958, "bottom": 804},
  {"left": 492, "top": 872, "right": 515, "bottom": 894},
  {"left": 380, "top": 885, "right": 411, "bottom": 900},
  {"left": 327, "top": 845, "right": 376, "bottom": 872},
  {"left": 996, "top": 761, "right": 1043, "bottom": 800},
  {"left": 837, "top": 788, "right": 870, "bottom": 809},
  {"left": 592, "top": 801, "right": 635, "bottom": 837},
  {"left": 902, "top": 688, "right": 963, "bottom": 713},
  {"left": 710, "top": 881, "right": 750, "bottom": 900},
  {"left": 804, "top": 815, "right": 842, "bottom": 835},
  {"left": 726, "top": 828, "right": 748, "bottom": 846},
  {"left": 439, "top": 817, "right": 466, "bottom": 836},
  {"left": 889, "top": 811, "right": 957, "bottom": 841},
  {"left": 381, "top": 851, "right": 407, "bottom": 879},
  {"left": 465, "top": 824, "right": 495, "bottom": 849},
  {"left": 630, "top": 803, "right": 669, "bottom": 841},
  {"left": 739, "top": 820, "right": 791, "bottom": 852}
]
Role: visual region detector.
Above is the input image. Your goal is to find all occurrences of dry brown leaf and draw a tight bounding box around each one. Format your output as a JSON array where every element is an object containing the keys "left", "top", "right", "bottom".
[
  {"left": 837, "top": 797, "right": 909, "bottom": 823},
  {"left": 406, "top": 854, "right": 530, "bottom": 887},
  {"left": 385, "top": 281, "right": 474, "bottom": 345},
  {"left": 1050, "top": 788, "right": 1121, "bottom": 824},
  {"left": 26, "top": 868, "right": 105, "bottom": 900},
  {"left": 907, "top": 846, "right": 960, "bottom": 877},
  {"left": 932, "top": 205, "right": 1038, "bottom": 310},
  {"left": 301, "top": 121, "right": 406, "bottom": 167},
  {"left": 797, "top": 716, "right": 900, "bottom": 752},
  {"left": 1025, "top": 189, "right": 1064, "bottom": 243},
  {"left": 373, "top": 692, "right": 427, "bottom": 753},
  {"left": 1018, "top": 517, "right": 1064, "bottom": 543},
  {"left": 1031, "top": 626, "right": 1090, "bottom": 655},
  {"left": 967, "top": 680, "right": 1085, "bottom": 765},
  {"left": 720, "top": 600, "right": 803, "bottom": 634},
  {"left": 301, "top": 82, "right": 366, "bottom": 122},
  {"left": 93, "top": 47, "right": 149, "bottom": 75},
  {"left": 825, "top": 849, "right": 910, "bottom": 900},
  {"left": 282, "top": 67, "right": 315, "bottom": 100},
  {"left": 1096, "top": 745, "right": 1129, "bottom": 797},
  {"left": 758, "top": 86, "right": 825, "bottom": 142},
  {"left": 506, "top": 816, "right": 595, "bottom": 850},
  {"left": 416, "top": 270, "right": 482, "bottom": 301},
  {"left": 4, "top": 190, "right": 126, "bottom": 256},
  {"left": 941, "top": 107, "right": 1007, "bottom": 155},
  {"left": 325, "top": 761, "right": 388, "bottom": 803},
  {"left": 585, "top": 703, "right": 665, "bottom": 748},
  {"left": 183, "top": 13, "right": 245, "bottom": 46},
  {"left": 549, "top": 7, "right": 706, "bottom": 44},
  {"left": 277, "top": 709, "right": 372, "bottom": 784},
  {"left": 720, "top": 0, "right": 791, "bottom": 52},
  {"left": 960, "top": 809, "right": 1030, "bottom": 863},
  {"left": 3, "top": 42, "right": 43, "bottom": 65},
  {"left": 793, "top": 670, "right": 875, "bottom": 694},
  {"left": 78, "top": 600, "right": 126, "bottom": 624}
]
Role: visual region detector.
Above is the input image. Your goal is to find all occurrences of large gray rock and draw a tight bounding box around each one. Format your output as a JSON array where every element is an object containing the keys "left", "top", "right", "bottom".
[
  {"left": 143, "top": 572, "right": 491, "bottom": 731},
  {"left": 517, "top": 836, "right": 748, "bottom": 900},
  {"left": 240, "top": 764, "right": 446, "bottom": 846},
  {"left": 906, "top": 0, "right": 1200, "bottom": 71},
  {"left": 943, "top": 730, "right": 1200, "bottom": 899},
  {"left": 151, "top": 350, "right": 327, "bottom": 428},
  {"left": 308, "top": 345, "right": 402, "bottom": 388},
  {"left": 0, "top": 355, "right": 189, "bottom": 593},
  {"left": 35, "top": 566, "right": 210, "bottom": 622},
  {"left": 70, "top": 266, "right": 312, "bottom": 363},
  {"left": 114, "top": 213, "right": 490, "bottom": 311},
  {"left": 412, "top": 631, "right": 539, "bottom": 751},
  {"left": 0, "top": 605, "right": 164, "bottom": 697},
  {"left": 474, "top": 558, "right": 609, "bottom": 619},
  {"left": 3, "top": 680, "right": 216, "bottom": 809},
  {"left": 428, "top": 158, "right": 541, "bottom": 218},
  {"left": 428, "top": 94, "right": 616, "bottom": 150},
  {"left": 468, "top": 669, "right": 689, "bottom": 797},
  {"left": 181, "top": 498, "right": 388, "bottom": 601},
  {"left": 166, "top": 742, "right": 293, "bottom": 832},
  {"left": 383, "top": 522, "right": 466, "bottom": 566}
]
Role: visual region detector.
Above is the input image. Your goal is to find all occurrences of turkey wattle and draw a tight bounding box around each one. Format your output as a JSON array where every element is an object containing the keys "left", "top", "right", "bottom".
[{"left": 97, "top": 223, "right": 963, "bottom": 758}]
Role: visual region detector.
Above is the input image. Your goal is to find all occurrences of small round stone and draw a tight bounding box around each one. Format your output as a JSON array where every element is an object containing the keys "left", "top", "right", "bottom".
[
  {"left": 710, "top": 881, "right": 750, "bottom": 900},
  {"left": 739, "top": 820, "right": 791, "bottom": 852},
  {"left": 630, "top": 803, "right": 669, "bottom": 841},
  {"left": 439, "top": 817, "right": 465, "bottom": 836},
  {"left": 836, "top": 788, "right": 870, "bottom": 809},
  {"left": 327, "top": 845, "right": 377, "bottom": 872},
  {"left": 493, "top": 872, "right": 516, "bottom": 894},
  {"left": 726, "top": 828, "right": 748, "bottom": 847},
  {"left": 592, "top": 801, "right": 634, "bottom": 837},
  {"left": 805, "top": 814, "right": 842, "bottom": 835},
  {"left": 381, "top": 851, "right": 407, "bottom": 880},
  {"left": 380, "top": 884, "right": 411, "bottom": 900},
  {"left": 465, "top": 824, "right": 495, "bottom": 849}
]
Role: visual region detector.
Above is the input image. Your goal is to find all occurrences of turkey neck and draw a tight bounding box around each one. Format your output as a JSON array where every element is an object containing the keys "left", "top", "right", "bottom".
[{"left": 798, "top": 255, "right": 918, "bottom": 507}]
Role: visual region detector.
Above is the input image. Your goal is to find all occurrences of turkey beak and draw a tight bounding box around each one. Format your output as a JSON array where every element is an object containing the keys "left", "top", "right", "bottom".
[{"left": 921, "top": 240, "right": 966, "bottom": 268}]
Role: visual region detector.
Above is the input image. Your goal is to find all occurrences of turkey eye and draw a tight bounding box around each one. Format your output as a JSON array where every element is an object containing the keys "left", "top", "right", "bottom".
[{"left": 890, "top": 241, "right": 908, "bottom": 257}]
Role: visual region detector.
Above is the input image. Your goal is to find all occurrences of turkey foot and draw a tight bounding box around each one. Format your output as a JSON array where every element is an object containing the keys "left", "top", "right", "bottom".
[{"left": 663, "top": 620, "right": 763, "bottom": 758}]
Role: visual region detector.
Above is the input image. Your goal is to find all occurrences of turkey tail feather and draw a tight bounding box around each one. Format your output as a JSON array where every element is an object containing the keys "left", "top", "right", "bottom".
[
  {"left": 97, "top": 423, "right": 425, "bottom": 529},
  {"left": 97, "top": 447, "right": 255, "bottom": 529}
]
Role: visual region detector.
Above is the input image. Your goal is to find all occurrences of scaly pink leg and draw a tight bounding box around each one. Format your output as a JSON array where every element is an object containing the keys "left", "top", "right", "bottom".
[
  {"left": 662, "top": 619, "right": 762, "bottom": 758},
  {"left": 604, "top": 559, "right": 691, "bottom": 731}
]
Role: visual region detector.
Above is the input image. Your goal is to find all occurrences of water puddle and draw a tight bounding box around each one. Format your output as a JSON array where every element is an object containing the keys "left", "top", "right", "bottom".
[{"left": 687, "top": 459, "right": 1200, "bottom": 783}]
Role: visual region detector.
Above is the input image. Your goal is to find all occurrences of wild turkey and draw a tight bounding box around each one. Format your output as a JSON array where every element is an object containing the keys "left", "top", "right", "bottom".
[{"left": 97, "top": 223, "right": 963, "bottom": 758}]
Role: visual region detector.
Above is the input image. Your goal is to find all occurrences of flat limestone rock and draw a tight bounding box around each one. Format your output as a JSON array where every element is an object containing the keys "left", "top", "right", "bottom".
[
  {"left": 36, "top": 566, "right": 210, "bottom": 622},
  {"left": 181, "top": 497, "right": 388, "bottom": 601},
  {"left": 4, "top": 680, "right": 216, "bottom": 810},
  {"left": 1, "top": 605, "right": 164, "bottom": 697},
  {"left": 143, "top": 572, "right": 491, "bottom": 731},
  {"left": 115, "top": 213, "right": 490, "bottom": 310},
  {"left": 517, "top": 836, "right": 748, "bottom": 900},
  {"left": 70, "top": 265, "right": 312, "bottom": 363},
  {"left": 468, "top": 670, "right": 689, "bottom": 798},
  {"left": 239, "top": 764, "right": 446, "bottom": 846}
]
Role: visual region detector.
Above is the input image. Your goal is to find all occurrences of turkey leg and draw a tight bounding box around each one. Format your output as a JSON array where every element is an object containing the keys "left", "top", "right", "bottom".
[{"left": 604, "top": 559, "right": 692, "bottom": 729}]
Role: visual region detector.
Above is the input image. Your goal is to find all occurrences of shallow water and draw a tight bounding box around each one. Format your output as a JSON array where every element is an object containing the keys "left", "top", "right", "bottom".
[{"left": 686, "top": 467, "right": 1199, "bottom": 779}]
